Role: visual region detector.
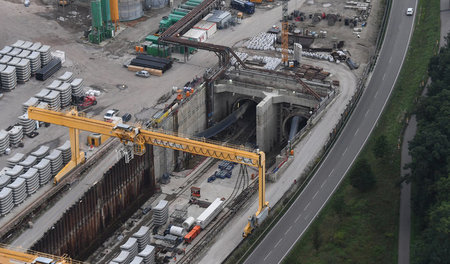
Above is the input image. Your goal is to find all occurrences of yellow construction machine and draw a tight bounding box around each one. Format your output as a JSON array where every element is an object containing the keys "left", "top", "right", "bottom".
[
  {"left": 27, "top": 106, "right": 269, "bottom": 237},
  {"left": 0, "top": 243, "right": 83, "bottom": 264}
]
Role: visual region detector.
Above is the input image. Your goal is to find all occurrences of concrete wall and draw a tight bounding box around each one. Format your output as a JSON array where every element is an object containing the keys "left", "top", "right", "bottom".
[
  {"left": 256, "top": 94, "right": 279, "bottom": 152},
  {"left": 154, "top": 86, "right": 207, "bottom": 180}
]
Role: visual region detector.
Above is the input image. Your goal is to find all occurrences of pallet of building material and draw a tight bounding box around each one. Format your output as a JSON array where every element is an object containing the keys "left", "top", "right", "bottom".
[
  {"left": 136, "top": 54, "right": 172, "bottom": 66},
  {"left": 127, "top": 65, "right": 163, "bottom": 76},
  {"left": 130, "top": 59, "right": 169, "bottom": 72},
  {"left": 35, "top": 58, "right": 61, "bottom": 81}
]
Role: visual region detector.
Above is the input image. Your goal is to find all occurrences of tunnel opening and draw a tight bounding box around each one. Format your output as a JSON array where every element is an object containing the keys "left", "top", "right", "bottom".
[
  {"left": 213, "top": 98, "right": 258, "bottom": 147},
  {"left": 283, "top": 115, "right": 308, "bottom": 143}
]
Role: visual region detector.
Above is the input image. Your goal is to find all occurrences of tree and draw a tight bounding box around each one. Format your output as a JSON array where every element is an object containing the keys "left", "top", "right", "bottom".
[
  {"left": 373, "top": 135, "right": 388, "bottom": 159},
  {"left": 349, "top": 158, "right": 376, "bottom": 192}
]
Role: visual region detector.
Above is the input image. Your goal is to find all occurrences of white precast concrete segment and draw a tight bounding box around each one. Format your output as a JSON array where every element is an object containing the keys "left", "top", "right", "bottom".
[{"left": 196, "top": 198, "right": 224, "bottom": 229}]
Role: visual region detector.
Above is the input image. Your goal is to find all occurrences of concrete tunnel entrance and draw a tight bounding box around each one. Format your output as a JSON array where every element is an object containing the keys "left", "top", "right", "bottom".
[{"left": 282, "top": 115, "right": 308, "bottom": 142}]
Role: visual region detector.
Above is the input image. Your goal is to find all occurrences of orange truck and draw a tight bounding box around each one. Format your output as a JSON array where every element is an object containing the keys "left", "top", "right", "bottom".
[{"left": 184, "top": 225, "right": 201, "bottom": 243}]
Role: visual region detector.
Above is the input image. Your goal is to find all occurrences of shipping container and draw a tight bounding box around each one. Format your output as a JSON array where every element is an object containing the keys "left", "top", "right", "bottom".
[
  {"left": 193, "top": 20, "right": 217, "bottom": 39},
  {"left": 230, "top": 0, "right": 255, "bottom": 14},
  {"left": 145, "top": 34, "right": 160, "bottom": 44},
  {"left": 182, "top": 28, "right": 207, "bottom": 42},
  {"left": 196, "top": 198, "right": 224, "bottom": 229}
]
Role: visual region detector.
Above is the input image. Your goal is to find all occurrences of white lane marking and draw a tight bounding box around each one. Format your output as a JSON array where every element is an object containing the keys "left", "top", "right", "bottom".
[
  {"left": 285, "top": 226, "right": 292, "bottom": 235},
  {"left": 354, "top": 128, "right": 360, "bottom": 136},
  {"left": 342, "top": 147, "right": 348, "bottom": 156},
  {"left": 365, "top": 110, "right": 369, "bottom": 117},
  {"left": 382, "top": 73, "right": 386, "bottom": 80},
  {"left": 375, "top": 90, "right": 379, "bottom": 98},
  {"left": 330, "top": 168, "right": 335, "bottom": 176},
  {"left": 320, "top": 179, "right": 327, "bottom": 189},
  {"left": 312, "top": 190, "right": 319, "bottom": 200},
  {"left": 264, "top": 250, "right": 272, "bottom": 261},
  {"left": 275, "top": 238, "right": 282, "bottom": 248},
  {"left": 295, "top": 214, "right": 302, "bottom": 223},
  {"left": 304, "top": 201, "right": 310, "bottom": 211}
]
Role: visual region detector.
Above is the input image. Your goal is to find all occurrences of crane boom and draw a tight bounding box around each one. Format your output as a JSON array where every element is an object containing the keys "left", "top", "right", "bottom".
[
  {"left": 27, "top": 106, "right": 269, "bottom": 236},
  {"left": 0, "top": 243, "right": 81, "bottom": 263}
]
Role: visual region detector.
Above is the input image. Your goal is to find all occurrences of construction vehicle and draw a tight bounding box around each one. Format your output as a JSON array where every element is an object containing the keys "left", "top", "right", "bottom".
[
  {"left": 0, "top": 243, "right": 82, "bottom": 264},
  {"left": 184, "top": 225, "right": 201, "bottom": 243},
  {"left": 27, "top": 106, "right": 269, "bottom": 237},
  {"left": 73, "top": 95, "right": 97, "bottom": 110}
]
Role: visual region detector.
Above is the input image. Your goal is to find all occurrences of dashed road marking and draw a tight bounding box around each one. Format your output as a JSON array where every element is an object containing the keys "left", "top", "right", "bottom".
[
  {"left": 285, "top": 226, "right": 292, "bottom": 235},
  {"left": 304, "top": 201, "right": 310, "bottom": 211},
  {"left": 312, "top": 191, "right": 319, "bottom": 200},
  {"left": 275, "top": 238, "right": 282, "bottom": 248},
  {"left": 320, "top": 179, "right": 327, "bottom": 189},
  {"left": 354, "top": 128, "right": 360, "bottom": 136},
  {"left": 342, "top": 147, "right": 348, "bottom": 156},
  {"left": 264, "top": 250, "right": 272, "bottom": 261},
  {"left": 295, "top": 214, "right": 302, "bottom": 223}
]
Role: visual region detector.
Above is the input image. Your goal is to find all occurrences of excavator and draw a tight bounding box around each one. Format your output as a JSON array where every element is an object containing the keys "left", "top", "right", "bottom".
[{"left": 27, "top": 106, "right": 269, "bottom": 237}]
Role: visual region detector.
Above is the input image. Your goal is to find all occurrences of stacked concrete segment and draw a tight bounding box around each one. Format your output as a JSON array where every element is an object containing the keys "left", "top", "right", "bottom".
[
  {"left": 18, "top": 155, "right": 37, "bottom": 170},
  {"left": 0, "top": 175, "right": 11, "bottom": 189},
  {"left": 57, "top": 140, "right": 71, "bottom": 165},
  {"left": 7, "top": 153, "right": 24, "bottom": 168},
  {"left": 0, "top": 187, "right": 14, "bottom": 216},
  {"left": 153, "top": 200, "right": 169, "bottom": 225},
  {"left": 138, "top": 245, "right": 155, "bottom": 264},
  {"left": 70, "top": 78, "right": 84, "bottom": 96},
  {"left": 33, "top": 158, "right": 51, "bottom": 186},
  {"left": 132, "top": 226, "right": 150, "bottom": 251},
  {"left": 7, "top": 177, "right": 27, "bottom": 205},
  {"left": 31, "top": 145, "right": 50, "bottom": 162},
  {"left": 19, "top": 168, "right": 39, "bottom": 195},
  {"left": 46, "top": 149, "right": 63, "bottom": 177},
  {"left": 0, "top": 130, "right": 10, "bottom": 154},
  {"left": 5, "top": 165, "right": 24, "bottom": 181},
  {"left": 19, "top": 113, "right": 36, "bottom": 134},
  {"left": 120, "top": 237, "right": 139, "bottom": 259},
  {"left": 8, "top": 126, "right": 23, "bottom": 146}
]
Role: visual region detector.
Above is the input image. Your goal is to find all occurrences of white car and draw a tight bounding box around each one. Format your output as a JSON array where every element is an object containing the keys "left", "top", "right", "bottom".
[
  {"left": 406, "top": 8, "right": 414, "bottom": 16},
  {"left": 104, "top": 109, "right": 119, "bottom": 122}
]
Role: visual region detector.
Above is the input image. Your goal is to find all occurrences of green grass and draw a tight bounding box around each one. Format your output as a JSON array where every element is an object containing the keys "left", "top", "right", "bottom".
[{"left": 282, "top": 0, "right": 441, "bottom": 263}]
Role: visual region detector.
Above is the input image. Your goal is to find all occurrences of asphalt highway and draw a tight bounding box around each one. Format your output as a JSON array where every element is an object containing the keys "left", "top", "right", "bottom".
[{"left": 244, "top": 0, "right": 418, "bottom": 263}]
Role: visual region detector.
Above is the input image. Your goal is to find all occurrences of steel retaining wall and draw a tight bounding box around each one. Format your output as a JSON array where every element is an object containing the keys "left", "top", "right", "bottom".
[{"left": 31, "top": 145, "right": 155, "bottom": 260}]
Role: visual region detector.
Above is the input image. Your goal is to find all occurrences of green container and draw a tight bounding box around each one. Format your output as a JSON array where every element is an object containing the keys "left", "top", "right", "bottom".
[
  {"left": 180, "top": 4, "right": 195, "bottom": 10},
  {"left": 159, "top": 18, "right": 173, "bottom": 30},
  {"left": 91, "top": 0, "right": 103, "bottom": 28},
  {"left": 176, "top": 8, "right": 191, "bottom": 13},
  {"left": 172, "top": 10, "right": 188, "bottom": 16},
  {"left": 145, "top": 35, "right": 160, "bottom": 44},
  {"left": 185, "top": 1, "right": 199, "bottom": 7},
  {"left": 147, "top": 44, "right": 171, "bottom": 57},
  {"left": 169, "top": 13, "right": 184, "bottom": 22}
]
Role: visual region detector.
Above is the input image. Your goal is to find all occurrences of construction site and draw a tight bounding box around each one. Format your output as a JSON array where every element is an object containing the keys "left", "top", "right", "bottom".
[{"left": 0, "top": 0, "right": 382, "bottom": 263}]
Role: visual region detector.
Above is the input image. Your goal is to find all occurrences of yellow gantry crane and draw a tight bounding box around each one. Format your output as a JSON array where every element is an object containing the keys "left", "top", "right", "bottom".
[
  {"left": 0, "top": 243, "right": 82, "bottom": 264},
  {"left": 27, "top": 106, "right": 269, "bottom": 237}
]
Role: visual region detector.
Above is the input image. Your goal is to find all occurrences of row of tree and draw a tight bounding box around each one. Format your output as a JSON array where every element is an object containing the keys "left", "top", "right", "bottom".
[{"left": 408, "top": 33, "right": 450, "bottom": 263}]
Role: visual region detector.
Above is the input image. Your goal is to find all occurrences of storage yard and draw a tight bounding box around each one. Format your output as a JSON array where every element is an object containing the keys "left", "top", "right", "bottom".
[{"left": 0, "top": 0, "right": 382, "bottom": 263}]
